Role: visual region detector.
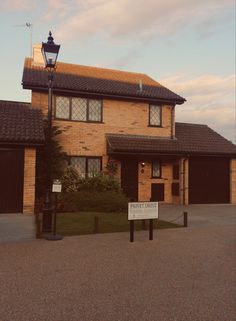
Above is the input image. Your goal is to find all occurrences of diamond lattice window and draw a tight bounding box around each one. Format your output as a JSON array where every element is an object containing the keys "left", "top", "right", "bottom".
[
  {"left": 72, "top": 98, "right": 87, "bottom": 121},
  {"left": 152, "top": 160, "right": 161, "bottom": 178},
  {"left": 55, "top": 96, "right": 70, "bottom": 119},
  {"left": 88, "top": 158, "right": 101, "bottom": 177},
  {"left": 71, "top": 157, "right": 86, "bottom": 178},
  {"left": 88, "top": 100, "right": 102, "bottom": 122},
  {"left": 150, "top": 105, "right": 161, "bottom": 126}
]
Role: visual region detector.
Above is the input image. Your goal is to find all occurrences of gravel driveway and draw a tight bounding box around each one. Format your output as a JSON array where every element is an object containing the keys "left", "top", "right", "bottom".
[{"left": 0, "top": 205, "right": 235, "bottom": 321}]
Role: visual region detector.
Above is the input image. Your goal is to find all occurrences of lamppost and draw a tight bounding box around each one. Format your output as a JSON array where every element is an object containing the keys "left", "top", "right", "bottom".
[{"left": 41, "top": 31, "right": 60, "bottom": 235}]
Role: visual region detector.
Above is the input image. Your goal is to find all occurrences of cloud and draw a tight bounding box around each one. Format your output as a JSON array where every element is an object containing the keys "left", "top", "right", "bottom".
[
  {"left": 48, "top": 0, "right": 234, "bottom": 43},
  {"left": 160, "top": 73, "right": 235, "bottom": 142},
  {"left": 0, "top": 0, "right": 36, "bottom": 11}
]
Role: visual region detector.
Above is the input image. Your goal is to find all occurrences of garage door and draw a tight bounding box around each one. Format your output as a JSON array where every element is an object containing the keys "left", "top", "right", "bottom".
[
  {"left": 189, "top": 157, "right": 230, "bottom": 204},
  {"left": 0, "top": 149, "right": 24, "bottom": 213}
]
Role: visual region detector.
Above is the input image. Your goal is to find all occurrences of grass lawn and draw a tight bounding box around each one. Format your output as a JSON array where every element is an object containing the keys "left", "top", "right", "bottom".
[{"left": 56, "top": 212, "right": 182, "bottom": 236}]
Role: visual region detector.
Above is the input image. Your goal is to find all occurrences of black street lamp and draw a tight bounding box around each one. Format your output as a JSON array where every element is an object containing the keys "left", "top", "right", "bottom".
[{"left": 41, "top": 31, "right": 60, "bottom": 236}]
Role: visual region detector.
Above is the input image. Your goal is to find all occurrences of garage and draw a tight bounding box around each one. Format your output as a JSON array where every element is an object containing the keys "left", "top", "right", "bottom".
[
  {"left": 0, "top": 100, "right": 44, "bottom": 214},
  {"left": 189, "top": 157, "right": 230, "bottom": 204},
  {"left": 0, "top": 149, "right": 24, "bottom": 213}
]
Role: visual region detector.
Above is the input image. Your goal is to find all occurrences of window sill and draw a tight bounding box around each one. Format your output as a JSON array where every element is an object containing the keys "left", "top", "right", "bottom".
[
  {"left": 54, "top": 118, "right": 104, "bottom": 124},
  {"left": 148, "top": 125, "right": 163, "bottom": 128}
]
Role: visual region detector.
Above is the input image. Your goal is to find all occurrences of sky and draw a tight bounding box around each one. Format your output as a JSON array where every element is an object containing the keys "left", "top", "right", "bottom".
[{"left": 0, "top": 0, "right": 235, "bottom": 142}]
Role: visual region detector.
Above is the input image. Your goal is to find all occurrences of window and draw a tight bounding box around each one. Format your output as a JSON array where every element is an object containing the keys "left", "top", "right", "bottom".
[
  {"left": 55, "top": 96, "right": 102, "bottom": 122},
  {"left": 70, "top": 156, "right": 101, "bottom": 177},
  {"left": 149, "top": 105, "right": 161, "bottom": 126},
  {"left": 173, "top": 163, "right": 180, "bottom": 180},
  {"left": 152, "top": 160, "right": 161, "bottom": 178}
]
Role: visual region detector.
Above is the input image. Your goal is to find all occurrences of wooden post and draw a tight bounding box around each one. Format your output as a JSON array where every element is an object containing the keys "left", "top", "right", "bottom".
[
  {"left": 149, "top": 219, "right": 153, "bottom": 240},
  {"left": 130, "top": 221, "right": 134, "bottom": 242},
  {"left": 184, "top": 211, "right": 188, "bottom": 227}
]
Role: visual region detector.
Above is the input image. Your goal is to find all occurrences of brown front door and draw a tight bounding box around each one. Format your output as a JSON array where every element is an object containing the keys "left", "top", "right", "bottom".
[
  {"left": 0, "top": 149, "right": 24, "bottom": 213},
  {"left": 121, "top": 159, "right": 138, "bottom": 201}
]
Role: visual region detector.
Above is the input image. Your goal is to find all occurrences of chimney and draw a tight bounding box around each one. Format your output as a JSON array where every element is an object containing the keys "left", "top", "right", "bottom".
[
  {"left": 139, "top": 79, "right": 143, "bottom": 92},
  {"left": 32, "top": 44, "right": 44, "bottom": 66}
]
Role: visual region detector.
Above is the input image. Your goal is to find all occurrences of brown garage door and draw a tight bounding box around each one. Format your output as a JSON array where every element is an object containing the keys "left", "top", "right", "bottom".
[
  {"left": 189, "top": 157, "right": 230, "bottom": 204},
  {"left": 0, "top": 149, "right": 24, "bottom": 213}
]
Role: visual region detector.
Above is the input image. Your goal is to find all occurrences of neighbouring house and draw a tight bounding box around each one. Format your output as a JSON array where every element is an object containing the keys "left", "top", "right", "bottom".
[
  {"left": 1, "top": 44, "right": 236, "bottom": 214},
  {"left": 0, "top": 100, "right": 44, "bottom": 213}
]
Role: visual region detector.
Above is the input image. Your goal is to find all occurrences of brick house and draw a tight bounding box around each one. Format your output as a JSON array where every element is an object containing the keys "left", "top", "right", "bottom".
[
  {"left": 20, "top": 45, "right": 236, "bottom": 209},
  {"left": 1, "top": 49, "right": 235, "bottom": 215},
  {"left": 0, "top": 101, "right": 44, "bottom": 213}
]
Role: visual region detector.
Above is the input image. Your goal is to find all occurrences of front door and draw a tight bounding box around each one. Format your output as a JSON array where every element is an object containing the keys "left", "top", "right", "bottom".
[{"left": 121, "top": 159, "right": 138, "bottom": 201}]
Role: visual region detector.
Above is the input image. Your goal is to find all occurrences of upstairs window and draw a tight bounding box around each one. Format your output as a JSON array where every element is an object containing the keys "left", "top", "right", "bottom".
[
  {"left": 55, "top": 96, "right": 102, "bottom": 122},
  {"left": 152, "top": 160, "right": 162, "bottom": 178},
  {"left": 149, "top": 105, "right": 161, "bottom": 127},
  {"left": 70, "top": 156, "right": 102, "bottom": 178}
]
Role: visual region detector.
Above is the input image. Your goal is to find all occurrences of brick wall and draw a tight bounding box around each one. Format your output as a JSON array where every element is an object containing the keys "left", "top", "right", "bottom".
[
  {"left": 230, "top": 159, "right": 236, "bottom": 204},
  {"left": 179, "top": 158, "right": 189, "bottom": 205},
  {"left": 138, "top": 161, "right": 180, "bottom": 204},
  {"left": 23, "top": 148, "right": 36, "bottom": 214},
  {"left": 32, "top": 91, "right": 178, "bottom": 202},
  {"left": 32, "top": 92, "right": 174, "bottom": 164}
]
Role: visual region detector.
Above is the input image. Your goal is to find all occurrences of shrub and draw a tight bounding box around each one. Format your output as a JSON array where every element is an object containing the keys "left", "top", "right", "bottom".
[
  {"left": 61, "top": 166, "right": 80, "bottom": 192},
  {"left": 59, "top": 190, "right": 129, "bottom": 213},
  {"left": 61, "top": 168, "right": 121, "bottom": 193}
]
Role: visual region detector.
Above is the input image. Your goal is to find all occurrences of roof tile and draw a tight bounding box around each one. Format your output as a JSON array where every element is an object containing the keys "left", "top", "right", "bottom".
[
  {"left": 106, "top": 123, "right": 236, "bottom": 156},
  {"left": 22, "top": 58, "right": 185, "bottom": 104},
  {"left": 0, "top": 100, "right": 44, "bottom": 145}
]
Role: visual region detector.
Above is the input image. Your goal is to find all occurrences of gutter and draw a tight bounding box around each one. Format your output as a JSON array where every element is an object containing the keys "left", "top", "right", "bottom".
[{"left": 0, "top": 141, "right": 44, "bottom": 147}]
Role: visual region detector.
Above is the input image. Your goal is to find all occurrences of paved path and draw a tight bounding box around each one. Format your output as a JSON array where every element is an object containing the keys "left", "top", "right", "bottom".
[
  {"left": 0, "top": 205, "right": 235, "bottom": 321},
  {"left": 0, "top": 214, "right": 35, "bottom": 243}
]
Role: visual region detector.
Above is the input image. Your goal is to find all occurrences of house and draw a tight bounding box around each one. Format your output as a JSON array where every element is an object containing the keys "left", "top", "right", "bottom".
[{"left": 2, "top": 44, "right": 235, "bottom": 214}]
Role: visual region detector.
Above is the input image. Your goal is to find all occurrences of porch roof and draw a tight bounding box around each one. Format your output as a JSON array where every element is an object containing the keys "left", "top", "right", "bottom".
[
  {"left": 0, "top": 100, "right": 44, "bottom": 146},
  {"left": 106, "top": 123, "right": 236, "bottom": 157}
]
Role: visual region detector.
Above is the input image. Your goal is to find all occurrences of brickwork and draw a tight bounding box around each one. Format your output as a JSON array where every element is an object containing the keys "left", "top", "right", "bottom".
[
  {"left": 23, "top": 148, "right": 36, "bottom": 214},
  {"left": 179, "top": 158, "right": 189, "bottom": 205},
  {"left": 32, "top": 92, "right": 173, "bottom": 161},
  {"left": 230, "top": 159, "right": 236, "bottom": 204},
  {"left": 138, "top": 161, "right": 180, "bottom": 204}
]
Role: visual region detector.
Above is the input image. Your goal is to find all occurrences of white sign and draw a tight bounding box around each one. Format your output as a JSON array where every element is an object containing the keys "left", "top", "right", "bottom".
[
  {"left": 128, "top": 202, "right": 158, "bottom": 220},
  {"left": 52, "top": 179, "right": 62, "bottom": 193}
]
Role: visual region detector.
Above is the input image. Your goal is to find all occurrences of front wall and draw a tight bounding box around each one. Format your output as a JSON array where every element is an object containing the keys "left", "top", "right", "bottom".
[
  {"left": 32, "top": 91, "right": 176, "bottom": 203},
  {"left": 138, "top": 161, "right": 180, "bottom": 204},
  {"left": 32, "top": 92, "right": 173, "bottom": 161}
]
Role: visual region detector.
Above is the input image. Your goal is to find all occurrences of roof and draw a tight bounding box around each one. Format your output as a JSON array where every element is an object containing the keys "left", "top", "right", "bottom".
[
  {"left": 22, "top": 58, "right": 185, "bottom": 104},
  {"left": 0, "top": 100, "right": 44, "bottom": 145},
  {"left": 106, "top": 123, "right": 236, "bottom": 157}
]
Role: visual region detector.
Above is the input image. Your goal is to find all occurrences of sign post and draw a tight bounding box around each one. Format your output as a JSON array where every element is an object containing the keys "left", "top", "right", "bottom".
[
  {"left": 46, "top": 179, "right": 63, "bottom": 241},
  {"left": 128, "top": 202, "right": 158, "bottom": 242}
]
